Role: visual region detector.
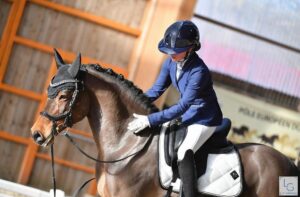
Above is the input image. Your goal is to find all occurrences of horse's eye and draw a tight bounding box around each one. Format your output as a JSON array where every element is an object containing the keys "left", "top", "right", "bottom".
[{"left": 58, "top": 94, "right": 69, "bottom": 100}]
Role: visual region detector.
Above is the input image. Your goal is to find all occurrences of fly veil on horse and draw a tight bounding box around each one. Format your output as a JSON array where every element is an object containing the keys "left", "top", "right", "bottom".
[{"left": 31, "top": 50, "right": 299, "bottom": 197}]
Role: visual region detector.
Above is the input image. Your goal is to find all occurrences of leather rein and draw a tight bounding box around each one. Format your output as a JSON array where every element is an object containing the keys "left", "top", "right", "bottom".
[{"left": 40, "top": 76, "right": 153, "bottom": 197}]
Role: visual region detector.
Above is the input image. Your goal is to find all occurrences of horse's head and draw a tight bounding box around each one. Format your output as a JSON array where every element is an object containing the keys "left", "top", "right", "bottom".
[{"left": 31, "top": 49, "right": 90, "bottom": 146}]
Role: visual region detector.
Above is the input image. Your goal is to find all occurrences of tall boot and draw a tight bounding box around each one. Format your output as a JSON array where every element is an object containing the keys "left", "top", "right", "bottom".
[{"left": 178, "top": 150, "right": 197, "bottom": 197}]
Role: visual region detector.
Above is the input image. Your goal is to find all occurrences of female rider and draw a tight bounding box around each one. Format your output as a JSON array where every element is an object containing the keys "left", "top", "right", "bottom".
[{"left": 128, "top": 20, "right": 223, "bottom": 197}]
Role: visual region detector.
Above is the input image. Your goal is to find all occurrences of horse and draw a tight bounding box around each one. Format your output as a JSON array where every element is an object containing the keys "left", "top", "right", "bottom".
[{"left": 31, "top": 50, "right": 299, "bottom": 197}]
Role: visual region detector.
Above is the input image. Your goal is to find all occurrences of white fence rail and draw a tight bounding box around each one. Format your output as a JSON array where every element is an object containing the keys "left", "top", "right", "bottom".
[{"left": 0, "top": 179, "right": 65, "bottom": 197}]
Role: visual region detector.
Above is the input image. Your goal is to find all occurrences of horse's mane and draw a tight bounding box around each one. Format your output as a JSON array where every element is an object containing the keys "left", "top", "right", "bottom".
[{"left": 82, "top": 64, "right": 159, "bottom": 113}]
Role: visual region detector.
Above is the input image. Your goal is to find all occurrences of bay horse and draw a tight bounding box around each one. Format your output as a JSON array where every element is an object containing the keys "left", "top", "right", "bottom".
[{"left": 31, "top": 50, "right": 299, "bottom": 197}]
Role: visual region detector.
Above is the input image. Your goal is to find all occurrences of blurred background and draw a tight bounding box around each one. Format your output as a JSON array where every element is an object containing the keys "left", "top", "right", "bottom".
[{"left": 0, "top": 0, "right": 299, "bottom": 196}]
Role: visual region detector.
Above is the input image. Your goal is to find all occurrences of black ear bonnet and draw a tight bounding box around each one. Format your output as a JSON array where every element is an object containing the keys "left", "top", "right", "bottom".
[
  {"left": 47, "top": 49, "right": 82, "bottom": 99},
  {"left": 47, "top": 65, "right": 79, "bottom": 99}
]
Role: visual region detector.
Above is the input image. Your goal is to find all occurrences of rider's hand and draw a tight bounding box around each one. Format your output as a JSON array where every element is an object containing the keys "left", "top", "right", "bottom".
[{"left": 127, "top": 113, "right": 150, "bottom": 134}]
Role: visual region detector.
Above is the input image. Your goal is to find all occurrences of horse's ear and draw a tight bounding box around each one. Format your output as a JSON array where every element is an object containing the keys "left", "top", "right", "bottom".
[
  {"left": 69, "top": 53, "right": 81, "bottom": 78},
  {"left": 53, "top": 48, "right": 65, "bottom": 68}
]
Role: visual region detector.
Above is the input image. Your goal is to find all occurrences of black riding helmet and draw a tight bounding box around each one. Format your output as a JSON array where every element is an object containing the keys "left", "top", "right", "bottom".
[{"left": 158, "top": 20, "right": 201, "bottom": 55}]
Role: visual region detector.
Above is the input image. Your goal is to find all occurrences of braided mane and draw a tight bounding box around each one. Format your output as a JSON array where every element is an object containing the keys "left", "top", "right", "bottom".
[{"left": 83, "top": 64, "right": 159, "bottom": 113}]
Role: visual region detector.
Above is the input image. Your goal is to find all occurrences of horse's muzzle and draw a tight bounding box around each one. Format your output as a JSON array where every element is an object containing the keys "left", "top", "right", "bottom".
[{"left": 32, "top": 131, "right": 45, "bottom": 145}]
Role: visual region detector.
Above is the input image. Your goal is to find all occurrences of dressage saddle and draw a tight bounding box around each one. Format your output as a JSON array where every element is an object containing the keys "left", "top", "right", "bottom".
[{"left": 164, "top": 118, "right": 232, "bottom": 176}]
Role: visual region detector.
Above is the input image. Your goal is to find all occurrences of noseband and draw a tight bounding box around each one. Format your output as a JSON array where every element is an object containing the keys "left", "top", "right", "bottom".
[{"left": 40, "top": 78, "right": 83, "bottom": 145}]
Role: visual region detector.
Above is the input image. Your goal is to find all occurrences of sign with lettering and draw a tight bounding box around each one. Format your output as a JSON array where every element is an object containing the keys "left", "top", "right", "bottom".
[{"left": 215, "top": 87, "right": 300, "bottom": 159}]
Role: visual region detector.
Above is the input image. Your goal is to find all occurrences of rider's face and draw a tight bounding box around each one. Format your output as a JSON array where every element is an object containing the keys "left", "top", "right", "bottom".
[
  {"left": 170, "top": 51, "right": 187, "bottom": 62},
  {"left": 170, "top": 47, "right": 193, "bottom": 62}
]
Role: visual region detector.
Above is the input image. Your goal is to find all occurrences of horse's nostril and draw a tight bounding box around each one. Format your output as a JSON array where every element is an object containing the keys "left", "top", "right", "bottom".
[{"left": 32, "top": 131, "right": 44, "bottom": 145}]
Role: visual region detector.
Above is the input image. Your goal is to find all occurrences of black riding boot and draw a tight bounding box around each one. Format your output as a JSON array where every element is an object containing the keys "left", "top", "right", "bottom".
[{"left": 178, "top": 150, "right": 197, "bottom": 197}]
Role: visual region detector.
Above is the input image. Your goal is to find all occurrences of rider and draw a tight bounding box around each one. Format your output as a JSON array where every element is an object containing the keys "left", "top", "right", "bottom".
[{"left": 128, "top": 20, "right": 223, "bottom": 197}]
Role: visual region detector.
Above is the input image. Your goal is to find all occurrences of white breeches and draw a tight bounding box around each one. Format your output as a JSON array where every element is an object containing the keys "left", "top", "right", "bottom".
[{"left": 177, "top": 124, "right": 216, "bottom": 161}]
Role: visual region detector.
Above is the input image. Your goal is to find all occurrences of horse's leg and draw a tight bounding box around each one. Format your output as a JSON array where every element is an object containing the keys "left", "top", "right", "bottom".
[
  {"left": 238, "top": 143, "right": 297, "bottom": 197},
  {"left": 96, "top": 172, "right": 126, "bottom": 197},
  {"left": 96, "top": 175, "right": 108, "bottom": 197}
]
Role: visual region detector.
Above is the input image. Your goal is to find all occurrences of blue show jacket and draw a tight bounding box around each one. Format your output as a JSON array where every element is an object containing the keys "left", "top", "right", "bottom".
[{"left": 146, "top": 52, "right": 223, "bottom": 127}]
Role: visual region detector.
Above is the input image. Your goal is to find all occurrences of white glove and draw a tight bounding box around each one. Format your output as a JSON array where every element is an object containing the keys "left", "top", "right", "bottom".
[{"left": 127, "top": 113, "right": 150, "bottom": 134}]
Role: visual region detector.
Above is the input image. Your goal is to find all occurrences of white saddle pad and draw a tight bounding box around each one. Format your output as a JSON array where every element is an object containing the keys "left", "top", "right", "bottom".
[{"left": 159, "top": 125, "right": 243, "bottom": 197}]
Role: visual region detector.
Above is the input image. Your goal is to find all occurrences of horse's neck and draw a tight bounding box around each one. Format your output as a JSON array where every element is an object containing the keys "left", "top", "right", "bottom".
[
  {"left": 84, "top": 75, "right": 126, "bottom": 142},
  {"left": 83, "top": 71, "right": 160, "bottom": 190},
  {"left": 84, "top": 73, "right": 155, "bottom": 160}
]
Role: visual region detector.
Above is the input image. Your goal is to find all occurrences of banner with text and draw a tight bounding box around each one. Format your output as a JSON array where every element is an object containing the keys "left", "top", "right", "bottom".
[{"left": 215, "top": 86, "right": 300, "bottom": 159}]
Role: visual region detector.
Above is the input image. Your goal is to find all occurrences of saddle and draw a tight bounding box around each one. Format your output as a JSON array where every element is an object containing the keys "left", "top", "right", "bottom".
[
  {"left": 164, "top": 118, "right": 232, "bottom": 169},
  {"left": 159, "top": 118, "right": 243, "bottom": 197}
]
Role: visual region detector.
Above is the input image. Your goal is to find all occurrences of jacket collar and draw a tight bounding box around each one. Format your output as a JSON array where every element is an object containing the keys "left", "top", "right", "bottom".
[
  {"left": 172, "top": 52, "right": 197, "bottom": 76},
  {"left": 171, "top": 52, "right": 197, "bottom": 88}
]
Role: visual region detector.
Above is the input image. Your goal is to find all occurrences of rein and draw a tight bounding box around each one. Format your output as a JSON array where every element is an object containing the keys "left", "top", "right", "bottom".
[
  {"left": 63, "top": 130, "right": 154, "bottom": 163},
  {"left": 41, "top": 76, "right": 155, "bottom": 196}
]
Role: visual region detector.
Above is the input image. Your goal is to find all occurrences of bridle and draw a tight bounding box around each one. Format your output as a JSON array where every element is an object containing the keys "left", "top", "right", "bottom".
[{"left": 40, "top": 79, "right": 82, "bottom": 146}]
